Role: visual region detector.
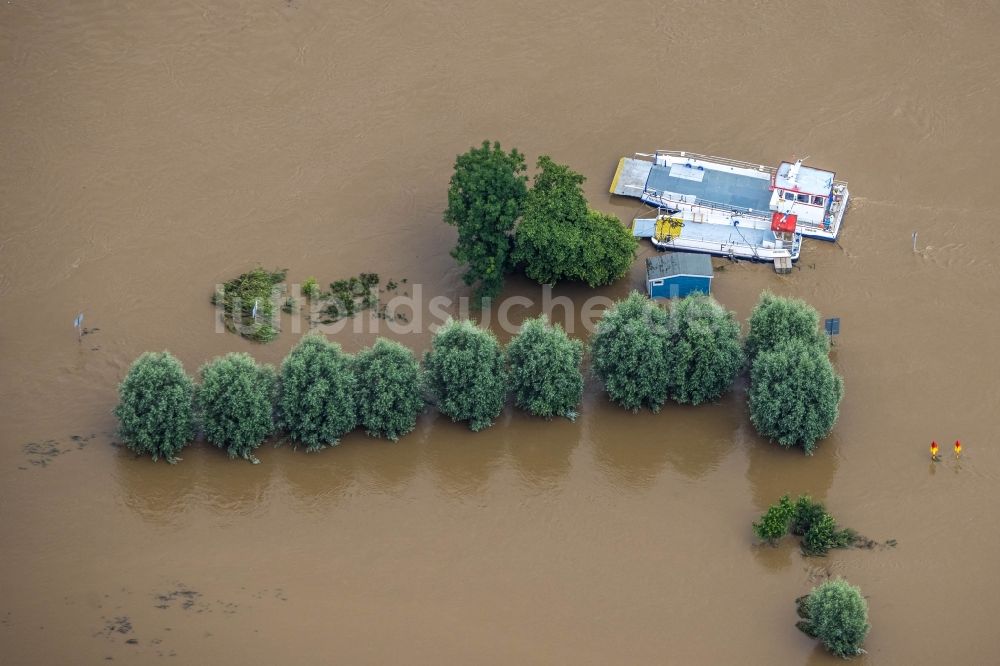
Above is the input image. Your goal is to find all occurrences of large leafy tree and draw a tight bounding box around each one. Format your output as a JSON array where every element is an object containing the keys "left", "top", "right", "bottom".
[
  {"left": 665, "top": 294, "right": 744, "bottom": 405},
  {"left": 423, "top": 319, "right": 507, "bottom": 431},
  {"left": 748, "top": 338, "right": 844, "bottom": 454},
  {"left": 745, "top": 291, "right": 827, "bottom": 362},
  {"left": 354, "top": 338, "right": 424, "bottom": 441},
  {"left": 115, "top": 351, "right": 195, "bottom": 463},
  {"left": 796, "top": 579, "right": 870, "bottom": 658},
  {"left": 576, "top": 209, "right": 637, "bottom": 287},
  {"left": 277, "top": 334, "right": 356, "bottom": 451},
  {"left": 507, "top": 316, "right": 584, "bottom": 420},
  {"left": 198, "top": 353, "right": 276, "bottom": 462},
  {"left": 591, "top": 291, "right": 672, "bottom": 412},
  {"left": 445, "top": 140, "right": 528, "bottom": 300},
  {"left": 513, "top": 156, "right": 635, "bottom": 287}
]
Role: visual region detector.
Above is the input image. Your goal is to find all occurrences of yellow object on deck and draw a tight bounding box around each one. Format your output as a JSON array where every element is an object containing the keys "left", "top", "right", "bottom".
[
  {"left": 655, "top": 215, "right": 684, "bottom": 241},
  {"left": 609, "top": 157, "right": 625, "bottom": 195}
]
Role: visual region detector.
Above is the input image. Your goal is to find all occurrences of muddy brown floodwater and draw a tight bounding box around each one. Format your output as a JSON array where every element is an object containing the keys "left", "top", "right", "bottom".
[{"left": 2, "top": 1, "right": 1000, "bottom": 663}]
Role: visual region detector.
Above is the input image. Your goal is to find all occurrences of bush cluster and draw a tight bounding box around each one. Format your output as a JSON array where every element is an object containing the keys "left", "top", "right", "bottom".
[
  {"left": 591, "top": 291, "right": 743, "bottom": 411},
  {"left": 746, "top": 292, "right": 843, "bottom": 453},
  {"left": 753, "top": 494, "right": 857, "bottom": 556},
  {"left": 116, "top": 316, "right": 589, "bottom": 461},
  {"left": 796, "top": 579, "right": 870, "bottom": 657}
]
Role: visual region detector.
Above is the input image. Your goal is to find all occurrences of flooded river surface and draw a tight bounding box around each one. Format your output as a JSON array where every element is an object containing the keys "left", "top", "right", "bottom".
[{"left": 2, "top": 1, "right": 1000, "bottom": 663}]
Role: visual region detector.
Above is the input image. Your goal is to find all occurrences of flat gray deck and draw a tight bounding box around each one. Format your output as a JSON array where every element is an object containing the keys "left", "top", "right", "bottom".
[
  {"left": 644, "top": 164, "right": 773, "bottom": 211},
  {"left": 610, "top": 158, "right": 653, "bottom": 197}
]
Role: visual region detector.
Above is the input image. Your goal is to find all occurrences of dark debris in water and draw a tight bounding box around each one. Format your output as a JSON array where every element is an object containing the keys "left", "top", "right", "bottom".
[
  {"left": 22, "top": 433, "right": 99, "bottom": 467},
  {"left": 154, "top": 585, "right": 203, "bottom": 611}
]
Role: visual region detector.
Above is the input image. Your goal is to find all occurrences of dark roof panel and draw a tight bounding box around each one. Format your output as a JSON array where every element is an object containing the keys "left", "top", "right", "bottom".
[{"left": 646, "top": 253, "right": 714, "bottom": 280}]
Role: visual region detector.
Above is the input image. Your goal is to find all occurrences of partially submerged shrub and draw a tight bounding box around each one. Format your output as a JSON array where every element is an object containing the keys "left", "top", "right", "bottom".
[
  {"left": 302, "top": 277, "right": 321, "bottom": 299},
  {"left": 354, "top": 338, "right": 424, "bottom": 441},
  {"left": 748, "top": 338, "right": 844, "bottom": 453},
  {"left": 591, "top": 291, "right": 671, "bottom": 412},
  {"left": 507, "top": 316, "right": 584, "bottom": 420},
  {"left": 115, "top": 351, "right": 195, "bottom": 462},
  {"left": 796, "top": 579, "right": 870, "bottom": 658},
  {"left": 423, "top": 319, "right": 507, "bottom": 431},
  {"left": 790, "top": 495, "right": 828, "bottom": 536},
  {"left": 277, "top": 334, "right": 356, "bottom": 451},
  {"left": 745, "top": 291, "right": 827, "bottom": 362},
  {"left": 752, "top": 494, "right": 794, "bottom": 543},
  {"left": 198, "top": 353, "right": 276, "bottom": 462},
  {"left": 664, "top": 294, "right": 744, "bottom": 405},
  {"left": 214, "top": 267, "right": 286, "bottom": 343}
]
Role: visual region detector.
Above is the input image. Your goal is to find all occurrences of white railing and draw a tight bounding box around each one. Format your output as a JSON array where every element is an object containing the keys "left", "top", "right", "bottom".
[{"left": 644, "top": 150, "right": 776, "bottom": 175}]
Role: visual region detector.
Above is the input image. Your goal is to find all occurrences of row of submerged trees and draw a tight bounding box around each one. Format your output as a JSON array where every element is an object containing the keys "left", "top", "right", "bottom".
[
  {"left": 115, "top": 316, "right": 583, "bottom": 463},
  {"left": 116, "top": 291, "right": 843, "bottom": 462}
]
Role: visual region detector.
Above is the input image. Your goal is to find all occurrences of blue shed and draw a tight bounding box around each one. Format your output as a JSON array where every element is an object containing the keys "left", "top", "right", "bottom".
[{"left": 646, "top": 253, "right": 713, "bottom": 298}]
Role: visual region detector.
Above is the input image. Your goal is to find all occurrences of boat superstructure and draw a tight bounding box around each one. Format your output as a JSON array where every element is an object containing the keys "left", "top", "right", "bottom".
[{"left": 610, "top": 151, "right": 850, "bottom": 255}]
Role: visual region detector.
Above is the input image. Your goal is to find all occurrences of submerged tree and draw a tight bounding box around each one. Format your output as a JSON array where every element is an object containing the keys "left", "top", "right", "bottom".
[
  {"left": 115, "top": 351, "right": 195, "bottom": 463},
  {"left": 591, "top": 291, "right": 672, "bottom": 412},
  {"left": 354, "top": 338, "right": 424, "bottom": 441},
  {"left": 796, "top": 579, "right": 870, "bottom": 658},
  {"left": 748, "top": 339, "right": 844, "bottom": 453},
  {"left": 277, "top": 334, "right": 356, "bottom": 451},
  {"left": 752, "top": 494, "right": 795, "bottom": 543},
  {"left": 745, "top": 291, "right": 827, "bottom": 362},
  {"left": 664, "top": 294, "right": 744, "bottom": 405},
  {"left": 507, "top": 316, "right": 584, "bottom": 420},
  {"left": 513, "top": 156, "right": 635, "bottom": 287},
  {"left": 198, "top": 353, "right": 276, "bottom": 462},
  {"left": 444, "top": 140, "right": 528, "bottom": 300},
  {"left": 423, "top": 318, "right": 507, "bottom": 431}
]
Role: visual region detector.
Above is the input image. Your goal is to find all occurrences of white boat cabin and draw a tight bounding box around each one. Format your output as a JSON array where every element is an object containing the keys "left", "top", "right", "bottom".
[{"left": 769, "top": 160, "right": 836, "bottom": 229}]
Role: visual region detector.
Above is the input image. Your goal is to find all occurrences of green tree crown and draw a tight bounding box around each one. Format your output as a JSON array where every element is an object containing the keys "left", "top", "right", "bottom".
[
  {"left": 445, "top": 140, "right": 528, "bottom": 300},
  {"left": 507, "top": 316, "right": 584, "bottom": 420},
  {"left": 423, "top": 319, "right": 507, "bottom": 431},
  {"left": 198, "top": 352, "right": 276, "bottom": 462},
  {"left": 115, "top": 351, "right": 195, "bottom": 463},
  {"left": 745, "top": 291, "right": 828, "bottom": 361},
  {"left": 665, "top": 294, "right": 744, "bottom": 405},
  {"left": 591, "top": 291, "right": 672, "bottom": 412},
  {"left": 748, "top": 338, "right": 844, "bottom": 454},
  {"left": 354, "top": 338, "right": 424, "bottom": 441},
  {"left": 798, "top": 579, "right": 870, "bottom": 658},
  {"left": 277, "top": 334, "right": 356, "bottom": 451}
]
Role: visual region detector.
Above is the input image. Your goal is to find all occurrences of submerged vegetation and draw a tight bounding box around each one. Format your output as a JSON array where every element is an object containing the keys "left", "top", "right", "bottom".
[
  {"left": 213, "top": 267, "right": 287, "bottom": 343},
  {"left": 664, "top": 293, "right": 744, "bottom": 405},
  {"left": 115, "top": 351, "right": 195, "bottom": 463},
  {"left": 276, "top": 334, "right": 356, "bottom": 452},
  {"left": 746, "top": 292, "right": 843, "bottom": 454},
  {"left": 753, "top": 494, "right": 859, "bottom": 556},
  {"left": 796, "top": 579, "right": 870, "bottom": 658},
  {"left": 197, "top": 353, "right": 276, "bottom": 463},
  {"left": 506, "top": 316, "right": 584, "bottom": 420},
  {"left": 445, "top": 141, "right": 635, "bottom": 301},
  {"left": 354, "top": 338, "right": 424, "bottom": 441},
  {"left": 423, "top": 318, "right": 508, "bottom": 431}
]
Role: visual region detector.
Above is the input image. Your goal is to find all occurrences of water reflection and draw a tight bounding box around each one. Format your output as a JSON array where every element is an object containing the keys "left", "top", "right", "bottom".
[
  {"left": 195, "top": 445, "right": 276, "bottom": 516},
  {"left": 426, "top": 410, "right": 507, "bottom": 497},
  {"left": 590, "top": 391, "right": 738, "bottom": 489},
  {"left": 505, "top": 412, "right": 577, "bottom": 491},
  {"left": 744, "top": 423, "right": 840, "bottom": 512},
  {"left": 115, "top": 445, "right": 199, "bottom": 526},
  {"left": 358, "top": 414, "right": 428, "bottom": 492},
  {"left": 750, "top": 540, "right": 795, "bottom": 573},
  {"left": 273, "top": 440, "right": 358, "bottom": 511}
]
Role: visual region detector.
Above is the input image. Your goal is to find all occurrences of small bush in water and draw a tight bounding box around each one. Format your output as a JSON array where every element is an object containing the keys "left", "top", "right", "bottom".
[
  {"left": 664, "top": 294, "right": 744, "bottom": 405},
  {"left": 354, "top": 338, "right": 424, "bottom": 441},
  {"left": 748, "top": 338, "right": 843, "bottom": 453},
  {"left": 423, "top": 318, "right": 507, "bottom": 431},
  {"left": 277, "top": 334, "right": 356, "bottom": 451},
  {"left": 506, "top": 316, "right": 583, "bottom": 420},
  {"left": 115, "top": 351, "right": 195, "bottom": 463},
  {"left": 796, "top": 579, "right": 870, "bottom": 658},
  {"left": 198, "top": 353, "right": 276, "bottom": 462},
  {"left": 591, "top": 291, "right": 672, "bottom": 412},
  {"left": 752, "top": 494, "right": 795, "bottom": 543}
]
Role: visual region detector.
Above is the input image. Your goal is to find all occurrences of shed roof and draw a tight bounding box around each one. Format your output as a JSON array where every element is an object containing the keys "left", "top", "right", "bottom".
[{"left": 646, "top": 253, "right": 714, "bottom": 281}]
